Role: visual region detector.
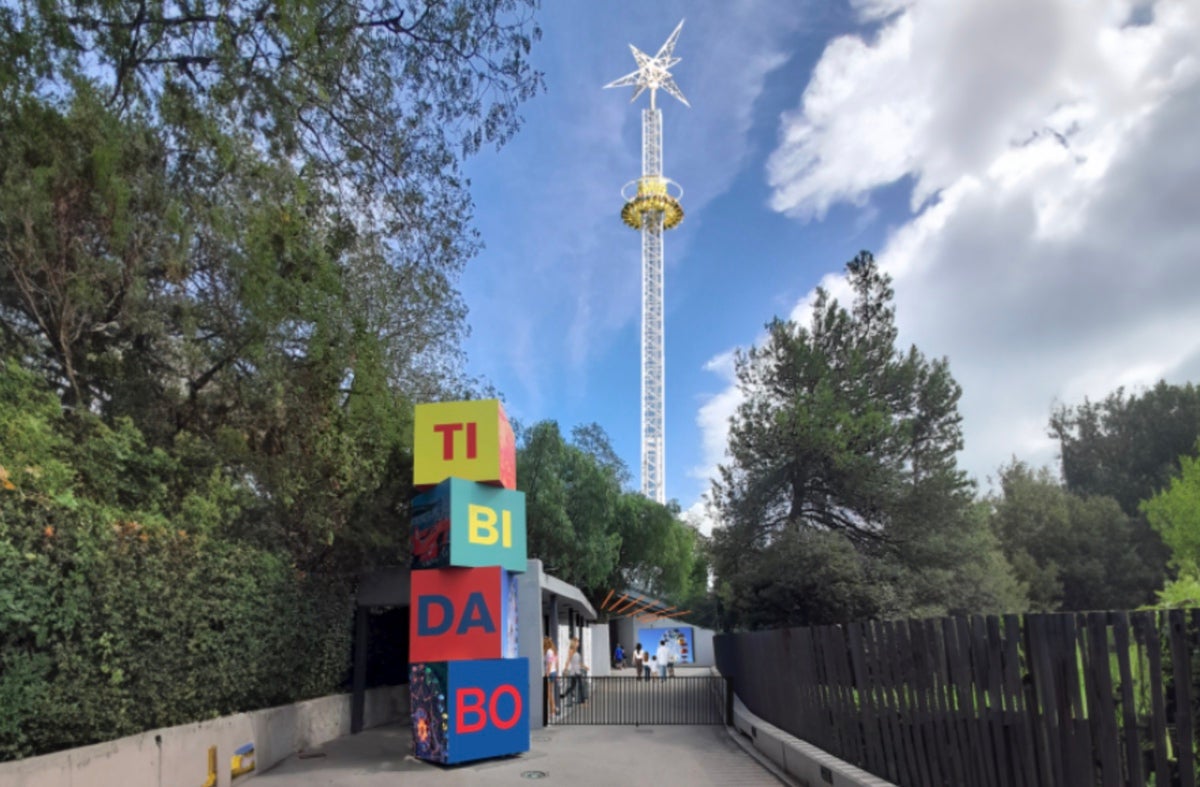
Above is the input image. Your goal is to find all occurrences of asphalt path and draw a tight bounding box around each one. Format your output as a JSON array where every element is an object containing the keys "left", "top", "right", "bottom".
[{"left": 254, "top": 721, "right": 787, "bottom": 786}]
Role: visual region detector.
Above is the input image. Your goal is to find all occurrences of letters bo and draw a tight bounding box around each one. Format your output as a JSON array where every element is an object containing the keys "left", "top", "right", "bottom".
[
  {"left": 411, "top": 478, "right": 527, "bottom": 573},
  {"left": 413, "top": 399, "right": 517, "bottom": 490},
  {"left": 409, "top": 567, "right": 518, "bottom": 662},
  {"left": 409, "top": 659, "right": 529, "bottom": 764}
]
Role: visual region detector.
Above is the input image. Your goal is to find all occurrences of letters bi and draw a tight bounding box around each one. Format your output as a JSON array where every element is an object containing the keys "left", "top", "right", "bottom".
[
  {"left": 417, "top": 592, "right": 496, "bottom": 636},
  {"left": 467, "top": 504, "right": 512, "bottom": 548}
]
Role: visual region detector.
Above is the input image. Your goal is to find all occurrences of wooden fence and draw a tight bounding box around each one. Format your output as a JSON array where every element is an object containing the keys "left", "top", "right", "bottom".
[{"left": 715, "top": 610, "right": 1200, "bottom": 787}]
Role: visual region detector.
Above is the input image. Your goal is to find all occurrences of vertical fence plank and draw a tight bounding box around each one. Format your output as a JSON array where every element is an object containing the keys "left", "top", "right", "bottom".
[
  {"left": 896, "top": 620, "right": 935, "bottom": 787},
  {"left": 1084, "top": 612, "right": 1121, "bottom": 786},
  {"left": 981, "top": 615, "right": 1013, "bottom": 787},
  {"left": 910, "top": 618, "right": 944, "bottom": 787},
  {"left": 1028, "top": 614, "right": 1067, "bottom": 787},
  {"left": 955, "top": 615, "right": 992, "bottom": 787},
  {"left": 818, "top": 626, "right": 846, "bottom": 760},
  {"left": 806, "top": 628, "right": 825, "bottom": 748},
  {"left": 941, "top": 616, "right": 976, "bottom": 787},
  {"left": 864, "top": 619, "right": 902, "bottom": 782},
  {"left": 1001, "top": 614, "right": 1038, "bottom": 787},
  {"left": 1111, "top": 611, "right": 1145, "bottom": 787},
  {"left": 847, "top": 623, "right": 886, "bottom": 778},
  {"left": 827, "top": 625, "right": 862, "bottom": 769},
  {"left": 1169, "top": 609, "right": 1195, "bottom": 787},
  {"left": 881, "top": 620, "right": 920, "bottom": 786},
  {"left": 927, "top": 618, "right": 964, "bottom": 787},
  {"left": 1137, "top": 611, "right": 1172, "bottom": 786},
  {"left": 1070, "top": 614, "right": 1099, "bottom": 787}
]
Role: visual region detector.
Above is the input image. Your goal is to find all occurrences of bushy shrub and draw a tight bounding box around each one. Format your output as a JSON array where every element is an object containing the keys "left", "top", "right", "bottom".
[{"left": 0, "top": 363, "right": 353, "bottom": 760}]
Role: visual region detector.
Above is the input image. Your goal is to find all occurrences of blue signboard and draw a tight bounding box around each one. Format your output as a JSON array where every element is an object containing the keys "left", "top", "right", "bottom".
[{"left": 637, "top": 627, "right": 694, "bottom": 665}]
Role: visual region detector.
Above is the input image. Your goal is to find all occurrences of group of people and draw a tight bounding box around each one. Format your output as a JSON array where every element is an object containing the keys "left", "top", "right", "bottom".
[
  {"left": 615, "top": 640, "right": 674, "bottom": 682},
  {"left": 543, "top": 634, "right": 682, "bottom": 718},
  {"left": 542, "top": 636, "right": 587, "bottom": 717}
]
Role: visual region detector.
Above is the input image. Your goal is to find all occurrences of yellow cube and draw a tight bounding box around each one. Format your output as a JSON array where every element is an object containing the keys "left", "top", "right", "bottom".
[{"left": 414, "top": 399, "right": 516, "bottom": 489}]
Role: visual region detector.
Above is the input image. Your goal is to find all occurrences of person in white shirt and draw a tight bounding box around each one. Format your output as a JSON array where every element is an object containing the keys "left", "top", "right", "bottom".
[
  {"left": 655, "top": 639, "right": 671, "bottom": 681},
  {"left": 543, "top": 637, "right": 558, "bottom": 717},
  {"left": 566, "top": 637, "right": 589, "bottom": 705}
]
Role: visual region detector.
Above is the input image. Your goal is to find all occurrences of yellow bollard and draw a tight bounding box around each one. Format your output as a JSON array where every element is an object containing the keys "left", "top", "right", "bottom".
[
  {"left": 231, "top": 742, "right": 256, "bottom": 778},
  {"left": 202, "top": 746, "right": 217, "bottom": 787}
]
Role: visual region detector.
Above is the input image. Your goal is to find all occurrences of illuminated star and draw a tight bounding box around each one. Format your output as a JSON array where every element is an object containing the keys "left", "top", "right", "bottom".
[{"left": 604, "top": 19, "right": 689, "bottom": 109}]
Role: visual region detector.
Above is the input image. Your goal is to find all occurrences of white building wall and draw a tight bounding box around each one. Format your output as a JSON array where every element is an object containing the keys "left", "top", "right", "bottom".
[{"left": 589, "top": 624, "right": 611, "bottom": 677}]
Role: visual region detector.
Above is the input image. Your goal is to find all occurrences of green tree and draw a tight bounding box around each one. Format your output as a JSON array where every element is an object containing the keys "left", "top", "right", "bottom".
[
  {"left": 607, "top": 494, "right": 695, "bottom": 601},
  {"left": 710, "top": 252, "right": 1022, "bottom": 629},
  {"left": 1143, "top": 447, "right": 1200, "bottom": 575},
  {"left": 990, "top": 461, "right": 1159, "bottom": 610},
  {"left": 0, "top": 0, "right": 542, "bottom": 230},
  {"left": 1142, "top": 447, "right": 1200, "bottom": 607},
  {"left": 1051, "top": 381, "right": 1200, "bottom": 515},
  {"left": 515, "top": 419, "right": 699, "bottom": 602},
  {"left": 1049, "top": 381, "right": 1196, "bottom": 597},
  {"left": 0, "top": 0, "right": 545, "bottom": 570},
  {"left": 517, "top": 421, "right": 621, "bottom": 589}
]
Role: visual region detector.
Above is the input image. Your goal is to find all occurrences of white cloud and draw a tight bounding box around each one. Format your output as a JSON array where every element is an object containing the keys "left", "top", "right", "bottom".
[
  {"left": 696, "top": 0, "right": 1200, "bottom": 491},
  {"left": 690, "top": 350, "right": 743, "bottom": 486},
  {"left": 683, "top": 497, "right": 719, "bottom": 538}
]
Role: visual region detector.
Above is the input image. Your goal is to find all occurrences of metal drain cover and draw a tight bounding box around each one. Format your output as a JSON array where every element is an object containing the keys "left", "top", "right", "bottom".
[{"left": 521, "top": 770, "right": 549, "bottom": 779}]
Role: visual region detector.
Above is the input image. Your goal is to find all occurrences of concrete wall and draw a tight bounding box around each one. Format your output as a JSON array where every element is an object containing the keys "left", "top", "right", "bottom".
[
  {"left": 729, "top": 694, "right": 895, "bottom": 787},
  {"left": 692, "top": 626, "right": 716, "bottom": 666},
  {"left": 517, "top": 558, "right": 547, "bottom": 729},
  {"left": 588, "top": 623, "right": 611, "bottom": 677},
  {"left": 0, "top": 686, "right": 408, "bottom": 787}
]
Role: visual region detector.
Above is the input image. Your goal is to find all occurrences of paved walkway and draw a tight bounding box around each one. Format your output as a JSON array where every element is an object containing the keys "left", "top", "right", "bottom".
[{"left": 254, "top": 721, "right": 785, "bottom": 786}]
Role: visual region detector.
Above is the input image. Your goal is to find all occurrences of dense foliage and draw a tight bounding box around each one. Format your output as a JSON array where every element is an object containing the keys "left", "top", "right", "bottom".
[
  {"left": 0, "top": 364, "right": 352, "bottom": 759},
  {"left": 989, "top": 462, "right": 1161, "bottom": 611},
  {"left": 0, "top": 0, "right": 546, "bottom": 576},
  {"left": 709, "top": 253, "right": 1025, "bottom": 630},
  {"left": 984, "top": 381, "right": 1200, "bottom": 612},
  {"left": 1142, "top": 448, "right": 1200, "bottom": 606},
  {"left": 516, "top": 420, "right": 703, "bottom": 604}
]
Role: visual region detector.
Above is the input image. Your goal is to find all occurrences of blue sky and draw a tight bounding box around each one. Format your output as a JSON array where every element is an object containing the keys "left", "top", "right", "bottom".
[{"left": 458, "top": 0, "right": 1200, "bottom": 525}]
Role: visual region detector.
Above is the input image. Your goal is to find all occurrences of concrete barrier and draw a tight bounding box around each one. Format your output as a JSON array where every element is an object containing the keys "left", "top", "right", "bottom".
[
  {"left": 0, "top": 685, "right": 408, "bottom": 787},
  {"left": 730, "top": 694, "right": 896, "bottom": 787}
]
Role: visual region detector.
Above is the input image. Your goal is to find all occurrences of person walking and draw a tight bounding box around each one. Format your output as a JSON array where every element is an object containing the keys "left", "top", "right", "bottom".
[
  {"left": 566, "top": 637, "right": 589, "bottom": 706},
  {"left": 656, "top": 638, "right": 671, "bottom": 682},
  {"left": 543, "top": 637, "right": 559, "bottom": 718},
  {"left": 633, "top": 643, "right": 646, "bottom": 681},
  {"left": 614, "top": 642, "right": 624, "bottom": 669}
]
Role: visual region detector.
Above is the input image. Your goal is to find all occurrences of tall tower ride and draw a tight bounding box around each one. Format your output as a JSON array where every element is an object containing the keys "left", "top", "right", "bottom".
[{"left": 605, "top": 20, "right": 688, "bottom": 505}]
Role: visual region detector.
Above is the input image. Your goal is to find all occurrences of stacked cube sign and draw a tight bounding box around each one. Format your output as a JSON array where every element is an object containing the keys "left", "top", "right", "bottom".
[{"left": 409, "top": 400, "right": 529, "bottom": 765}]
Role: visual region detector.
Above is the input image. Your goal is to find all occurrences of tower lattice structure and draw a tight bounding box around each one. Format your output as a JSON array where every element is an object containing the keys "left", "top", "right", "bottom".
[{"left": 606, "top": 20, "right": 688, "bottom": 505}]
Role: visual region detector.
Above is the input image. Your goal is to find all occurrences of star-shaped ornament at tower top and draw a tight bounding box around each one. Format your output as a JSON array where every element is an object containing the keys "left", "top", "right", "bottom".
[{"left": 604, "top": 19, "right": 689, "bottom": 109}]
